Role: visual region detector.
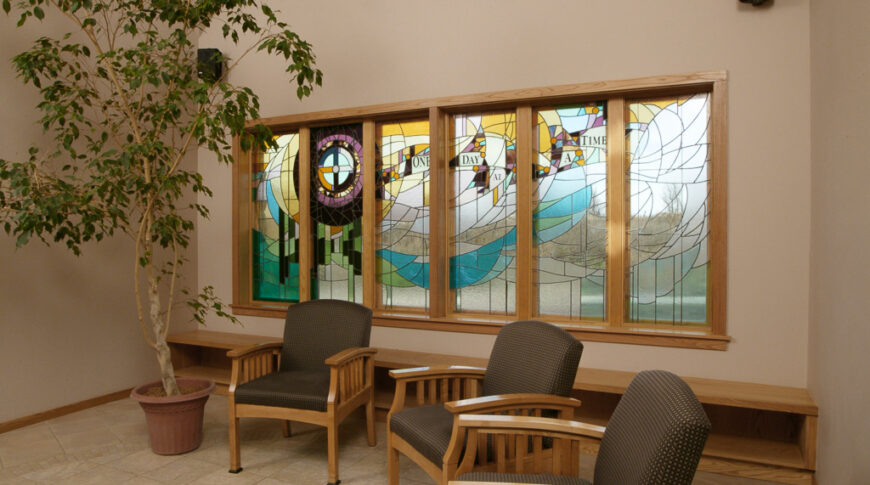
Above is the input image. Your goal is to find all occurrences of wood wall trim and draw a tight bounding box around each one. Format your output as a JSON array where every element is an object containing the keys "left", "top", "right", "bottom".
[
  {"left": 606, "top": 98, "right": 627, "bottom": 327},
  {"left": 710, "top": 80, "right": 729, "bottom": 334},
  {"left": 229, "top": 302, "right": 729, "bottom": 350},
  {"left": 0, "top": 389, "right": 132, "bottom": 435},
  {"left": 429, "top": 108, "right": 449, "bottom": 318},
  {"left": 362, "top": 121, "right": 377, "bottom": 308},
  {"left": 232, "top": 135, "right": 242, "bottom": 306},
  {"left": 246, "top": 71, "right": 726, "bottom": 131},
  {"left": 515, "top": 105, "right": 534, "bottom": 320},
  {"left": 373, "top": 314, "right": 730, "bottom": 351},
  {"left": 298, "top": 127, "right": 312, "bottom": 302}
]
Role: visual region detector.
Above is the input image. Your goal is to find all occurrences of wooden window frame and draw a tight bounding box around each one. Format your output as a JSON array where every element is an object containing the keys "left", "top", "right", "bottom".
[{"left": 232, "top": 71, "right": 729, "bottom": 350}]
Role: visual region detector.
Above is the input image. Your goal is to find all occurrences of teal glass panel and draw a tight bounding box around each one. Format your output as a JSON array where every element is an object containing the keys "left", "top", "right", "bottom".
[
  {"left": 252, "top": 134, "right": 301, "bottom": 302},
  {"left": 535, "top": 103, "right": 607, "bottom": 320},
  {"left": 450, "top": 112, "right": 517, "bottom": 315}
]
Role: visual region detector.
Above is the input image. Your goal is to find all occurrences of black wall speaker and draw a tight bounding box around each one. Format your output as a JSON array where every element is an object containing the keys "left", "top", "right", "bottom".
[{"left": 197, "top": 48, "right": 223, "bottom": 83}]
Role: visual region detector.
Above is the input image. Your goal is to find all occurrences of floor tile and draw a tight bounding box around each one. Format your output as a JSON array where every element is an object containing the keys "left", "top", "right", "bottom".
[
  {"left": 188, "top": 468, "right": 266, "bottom": 485},
  {"left": 56, "top": 428, "right": 122, "bottom": 454},
  {"left": 255, "top": 478, "right": 298, "bottom": 485},
  {"left": 53, "top": 464, "right": 137, "bottom": 485},
  {"left": 0, "top": 423, "right": 54, "bottom": 447},
  {"left": 108, "top": 421, "right": 150, "bottom": 445},
  {"left": 105, "top": 449, "right": 182, "bottom": 475},
  {"left": 0, "top": 394, "right": 784, "bottom": 485},
  {"left": 18, "top": 459, "right": 98, "bottom": 483},
  {"left": 141, "top": 456, "right": 217, "bottom": 484},
  {"left": 0, "top": 469, "right": 37, "bottom": 485},
  {"left": 0, "top": 437, "right": 66, "bottom": 468},
  {"left": 124, "top": 476, "right": 166, "bottom": 485},
  {"left": 48, "top": 414, "right": 110, "bottom": 437}
]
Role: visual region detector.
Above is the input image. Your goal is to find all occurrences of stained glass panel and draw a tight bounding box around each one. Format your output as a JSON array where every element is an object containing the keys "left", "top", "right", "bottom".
[
  {"left": 534, "top": 103, "right": 607, "bottom": 319},
  {"left": 252, "top": 133, "right": 301, "bottom": 301},
  {"left": 450, "top": 112, "right": 517, "bottom": 314},
  {"left": 626, "top": 94, "right": 710, "bottom": 325},
  {"left": 376, "top": 120, "right": 431, "bottom": 310},
  {"left": 310, "top": 124, "right": 364, "bottom": 302}
]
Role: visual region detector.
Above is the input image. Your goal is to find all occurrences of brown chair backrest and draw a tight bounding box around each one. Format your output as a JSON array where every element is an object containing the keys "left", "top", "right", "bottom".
[
  {"left": 593, "top": 370, "right": 711, "bottom": 485},
  {"left": 483, "top": 320, "right": 583, "bottom": 397},
  {"left": 279, "top": 299, "right": 372, "bottom": 372}
]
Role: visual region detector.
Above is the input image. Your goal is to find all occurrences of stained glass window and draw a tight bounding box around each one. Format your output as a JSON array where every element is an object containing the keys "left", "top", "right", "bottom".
[
  {"left": 310, "top": 124, "right": 364, "bottom": 302},
  {"left": 535, "top": 103, "right": 607, "bottom": 319},
  {"left": 238, "top": 76, "right": 726, "bottom": 343},
  {"left": 626, "top": 94, "right": 710, "bottom": 324},
  {"left": 376, "top": 120, "right": 431, "bottom": 310},
  {"left": 450, "top": 112, "right": 517, "bottom": 314},
  {"left": 252, "top": 133, "right": 301, "bottom": 302}
]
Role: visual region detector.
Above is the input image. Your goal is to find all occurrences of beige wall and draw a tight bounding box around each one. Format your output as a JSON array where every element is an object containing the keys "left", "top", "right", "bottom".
[
  {"left": 0, "top": 13, "right": 189, "bottom": 422},
  {"left": 809, "top": 0, "right": 870, "bottom": 482},
  {"left": 5, "top": 1, "right": 868, "bottom": 479},
  {"left": 198, "top": 0, "right": 812, "bottom": 387}
]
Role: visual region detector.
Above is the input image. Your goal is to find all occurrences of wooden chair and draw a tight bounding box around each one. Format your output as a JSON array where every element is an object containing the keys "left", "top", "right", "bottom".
[
  {"left": 450, "top": 370, "right": 712, "bottom": 485},
  {"left": 227, "top": 300, "right": 376, "bottom": 485},
  {"left": 386, "top": 320, "right": 584, "bottom": 485}
]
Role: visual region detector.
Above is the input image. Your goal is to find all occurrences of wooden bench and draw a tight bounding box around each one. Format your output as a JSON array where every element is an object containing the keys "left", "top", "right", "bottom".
[
  {"left": 167, "top": 330, "right": 282, "bottom": 394},
  {"left": 167, "top": 330, "right": 817, "bottom": 485}
]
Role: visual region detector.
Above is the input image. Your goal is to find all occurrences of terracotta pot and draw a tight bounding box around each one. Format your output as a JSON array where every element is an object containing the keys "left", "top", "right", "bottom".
[{"left": 130, "top": 377, "right": 216, "bottom": 455}]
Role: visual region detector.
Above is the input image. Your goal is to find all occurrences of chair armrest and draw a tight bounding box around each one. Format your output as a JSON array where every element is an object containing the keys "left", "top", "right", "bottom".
[
  {"left": 325, "top": 347, "right": 377, "bottom": 366},
  {"left": 444, "top": 393, "right": 582, "bottom": 414},
  {"left": 227, "top": 342, "right": 282, "bottom": 392},
  {"left": 388, "top": 366, "right": 487, "bottom": 416},
  {"left": 226, "top": 341, "right": 283, "bottom": 359},
  {"left": 457, "top": 414, "right": 605, "bottom": 440},
  {"left": 327, "top": 347, "right": 377, "bottom": 407},
  {"left": 389, "top": 365, "right": 487, "bottom": 380},
  {"left": 444, "top": 414, "right": 604, "bottom": 479}
]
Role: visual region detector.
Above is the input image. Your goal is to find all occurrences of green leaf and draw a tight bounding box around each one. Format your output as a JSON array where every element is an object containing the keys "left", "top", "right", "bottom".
[
  {"left": 16, "top": 231, "right": 32, "bottom": 247},
  {"left": 2, "top": 0, "right": 10, "bottom": 14},
  {"left": 33, "top": 6, "right": 44, "bottom": 20},
  {"left": 261, "top": 4, "right": 274, "bottom": 20}
]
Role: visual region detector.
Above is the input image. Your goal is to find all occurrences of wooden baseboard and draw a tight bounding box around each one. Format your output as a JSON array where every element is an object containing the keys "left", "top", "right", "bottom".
[{"left": 0, "top": 388, "right": 132, "bottom": 434}]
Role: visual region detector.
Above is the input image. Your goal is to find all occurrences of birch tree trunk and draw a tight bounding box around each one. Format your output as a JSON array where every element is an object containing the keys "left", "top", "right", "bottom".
[{"left": 149, "top": 260, "right": 180, "bottom": 396}]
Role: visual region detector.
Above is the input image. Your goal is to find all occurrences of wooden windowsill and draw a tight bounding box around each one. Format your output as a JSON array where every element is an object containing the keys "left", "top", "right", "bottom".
[{"left": 230, "top": 303, "right": 730, "bottom": 351}]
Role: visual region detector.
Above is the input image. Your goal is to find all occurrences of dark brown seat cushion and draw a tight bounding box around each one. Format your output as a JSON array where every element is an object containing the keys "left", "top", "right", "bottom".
[
  {"left": 234, "top": 369, "right": 330, "bottom": 411},
  {"left": 457, "top": 472, "right": 590, "bottom": 485},
  {"left": 389, "top": 404, "right": 454, "bottom": 466}
]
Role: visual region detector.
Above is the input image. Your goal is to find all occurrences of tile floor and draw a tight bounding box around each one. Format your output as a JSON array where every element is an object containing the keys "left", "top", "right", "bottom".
[{"left": 0, "top": 395, "right": 782, "bottom": 484}]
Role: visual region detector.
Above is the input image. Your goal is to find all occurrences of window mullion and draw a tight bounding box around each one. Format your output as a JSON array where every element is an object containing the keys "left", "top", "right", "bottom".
[
  {"left": 606, "top": 97, "right": 626, "bottom": 327},
  {"left": 362, "top": 121, "right": 377, "bottom": 308},
  {"left": 516, "top": 105, "right": 534, "bottom": 320},
  {"left": 298, "top": 127, "right": 312, "bottom": 302},
  {"left": 429, "top": 107, "right": 448, "bottom": 318}
]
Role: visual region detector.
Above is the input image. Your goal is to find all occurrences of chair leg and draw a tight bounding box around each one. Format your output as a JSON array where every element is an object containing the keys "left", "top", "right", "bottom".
[
  {"left": 282, "top": 420, "right": 292, "bottom": 438},
  {"left": 228, "top": 401, "right": 242, "bottom": 473},
  {"left": 365, "top": 399, "right": 376, "bottom": 446},
  {"left": 387, "top": 434, "right": 399, "bottom": 485},
  {"left": 327, "top": 422, "right": 340, "bottom": 485}
]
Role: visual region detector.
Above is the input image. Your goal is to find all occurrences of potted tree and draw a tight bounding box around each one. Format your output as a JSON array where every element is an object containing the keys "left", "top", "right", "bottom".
[{"left": 0, "top": 0, "right": 320, "bottom": 454}]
